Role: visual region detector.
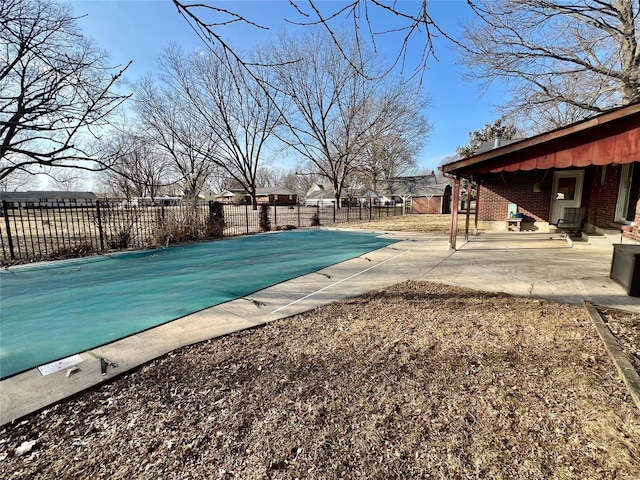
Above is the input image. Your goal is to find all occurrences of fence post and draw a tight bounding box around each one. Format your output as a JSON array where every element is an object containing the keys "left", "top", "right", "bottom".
[
  {"left": 297, "top": 202, "right": 300, "bottom": 227},
  {"left": 333, "top": 203, "right": 336, "bottom": 223},
  {"left": 245, "top": 203, "right": 249, "bottom": 234},
  {"left": 96, "top": 200, "right": 105, "bottom": 251},
  {"left": 2, "top": 201, "right": 15, "bottom": 260},
  {"left": 274, "top": 198, "right": 277, "bottom": 225}
]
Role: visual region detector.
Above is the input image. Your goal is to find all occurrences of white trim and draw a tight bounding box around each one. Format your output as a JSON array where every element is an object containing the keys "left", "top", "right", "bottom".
[
  {"left": 550, "top": 169, "right": 584, "bottom": 224},
  {"left": 615, "top": 163, "right": 633, "bottom": 224}
]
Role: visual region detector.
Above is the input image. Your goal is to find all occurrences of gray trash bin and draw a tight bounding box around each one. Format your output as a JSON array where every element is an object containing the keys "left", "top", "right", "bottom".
[{"left": 610, "top": 244, "right": 640, "bottom": 296}]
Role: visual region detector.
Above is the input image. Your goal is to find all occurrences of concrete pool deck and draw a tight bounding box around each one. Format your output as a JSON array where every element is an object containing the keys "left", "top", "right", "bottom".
[{"left": 2, "top": 229, "right": 640, "bottom": 425}]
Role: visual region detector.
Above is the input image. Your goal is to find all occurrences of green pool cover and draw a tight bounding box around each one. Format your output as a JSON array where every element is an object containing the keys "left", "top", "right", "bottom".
[{"left": 0, "top": 229, "right": 398, "bottom": 379}]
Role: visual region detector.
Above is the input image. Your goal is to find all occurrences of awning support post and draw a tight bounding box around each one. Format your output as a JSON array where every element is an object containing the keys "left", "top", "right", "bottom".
[
  {"left": 474, "top": 181, "right": 480, "bottom": 235},
  {"left": 464, "top": 181, "right": 471, "bottom": 241},
  {"left": 448, "top": 177, "right": 461, "bottom": 250}
]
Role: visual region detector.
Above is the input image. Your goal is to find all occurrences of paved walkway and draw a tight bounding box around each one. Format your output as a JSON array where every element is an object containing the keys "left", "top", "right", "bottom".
[{"left": 2, "top": 230, "right": 639, "bottom": 425}]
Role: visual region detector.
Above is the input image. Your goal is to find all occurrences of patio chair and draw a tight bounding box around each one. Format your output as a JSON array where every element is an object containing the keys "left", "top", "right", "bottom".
[{"left": 556, "top": 207, "right": 586, "bottom": 238}]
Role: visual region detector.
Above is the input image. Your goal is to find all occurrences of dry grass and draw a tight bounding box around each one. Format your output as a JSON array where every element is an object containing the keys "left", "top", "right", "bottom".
[
  {"left": 346, "top": 213, "right": 473, "bottom": 234},
  {"left": 1, "top": 281, "right": 639, "bottom": 479}
]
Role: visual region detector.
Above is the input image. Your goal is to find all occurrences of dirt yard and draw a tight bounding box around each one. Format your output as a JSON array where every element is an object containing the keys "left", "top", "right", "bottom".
[{"left": 1, "top": 279, "right": 639, "bottom": 479}]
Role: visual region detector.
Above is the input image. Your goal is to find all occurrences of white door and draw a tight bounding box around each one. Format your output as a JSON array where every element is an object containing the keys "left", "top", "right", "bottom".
[
  {"left": 614, "top": 163, "right": 640, "bottom": 224},
  {"left": 550, "top": 170, "right": 584, "bottom": 224}
]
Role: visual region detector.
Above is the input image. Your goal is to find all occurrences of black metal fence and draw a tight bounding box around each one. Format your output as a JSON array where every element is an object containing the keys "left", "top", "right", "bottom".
[{"left": 0, "top": 199, "right": 404, "bottom": 264}]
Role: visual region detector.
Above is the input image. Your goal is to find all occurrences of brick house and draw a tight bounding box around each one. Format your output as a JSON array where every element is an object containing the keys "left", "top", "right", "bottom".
[
  {"left": 216, "top": 187, "right": 297, "bottom": 206},
  {"left": 376, "top": 174, "right": 452, "bottom": 214},
  {"left": 441, "top": 103, "right": 640, "bottom": 249}
]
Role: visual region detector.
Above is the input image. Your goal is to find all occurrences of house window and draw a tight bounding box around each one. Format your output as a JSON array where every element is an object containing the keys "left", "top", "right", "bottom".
[
  {"left": 274, "top": 195, "right": 279, "bottom": 200},
  {"left": 556, "top": 177, "right": 576, "bottom": 200}
]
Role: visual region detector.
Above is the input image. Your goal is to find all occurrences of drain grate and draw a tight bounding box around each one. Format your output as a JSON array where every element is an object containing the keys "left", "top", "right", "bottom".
[{"left": 37, "top": 354, "right": 83, "bottom": 376}]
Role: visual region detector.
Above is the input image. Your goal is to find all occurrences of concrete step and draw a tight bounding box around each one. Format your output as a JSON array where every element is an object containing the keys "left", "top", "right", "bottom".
[
  {"left": 578, "top": 232, "right": 618, "bottom": 250},
  {"left": 568, "top": 236, "right": 591, "bottom": 249},
  {"left": 592, "top": 226, "right": 625, "bottom": 240}
]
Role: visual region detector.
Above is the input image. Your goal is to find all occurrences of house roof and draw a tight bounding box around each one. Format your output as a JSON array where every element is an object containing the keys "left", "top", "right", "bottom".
[
  {"left": 217, "top": 187, "right": 296, "bottom": 197},
  {"left": 256, "top": 187, "right": 296, "bottom": 196},
  {"left": 441, "top": 102, "right": 640, "bottom": 178},
  {"left": 305, "top": 184, "right": 336, "bottom": 201},
  {"left": 0, "top": 191, "right": 97, "bottom": 201},
  {"left": 216, "top": 190, "right": 239, "bottom": 197},
  {"left": 377, "top": 175, "right": 452, "bottom": 198}
]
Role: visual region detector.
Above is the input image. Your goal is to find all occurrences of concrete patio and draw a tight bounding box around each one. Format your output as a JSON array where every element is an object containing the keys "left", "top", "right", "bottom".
[{"left": 2, "top": 229, "right": 639, "bottom": 426}]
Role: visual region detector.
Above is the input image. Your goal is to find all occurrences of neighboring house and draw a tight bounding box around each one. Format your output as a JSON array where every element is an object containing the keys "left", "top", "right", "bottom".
[
  {"left": 441, "top": 102, "right": 640, "bottom": 248},
  {"left": 0, "top": 191, "right": 97, "bottom": 209},
  {"left": 304, "top": 184, "right": 338, "bottom": 207},
  {"left": 216, "top": 189, "right": 245, "bottom": 204},
  {"left": 256, "top": 187, "right": 297, "bottom": 206},
  {"left": 377, "top": 174, "right": 453, "bottom": 214},
  {"left": 216, "top": 187, "right": 297, "bottom": 206},
  {"left": 199, "top": 191, "right": 218, "bottom": 202}
]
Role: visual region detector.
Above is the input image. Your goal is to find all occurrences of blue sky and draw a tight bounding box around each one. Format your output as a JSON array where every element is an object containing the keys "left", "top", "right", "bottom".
[{"left": 70, "top": 0, "right": 507, "bottom": 172}]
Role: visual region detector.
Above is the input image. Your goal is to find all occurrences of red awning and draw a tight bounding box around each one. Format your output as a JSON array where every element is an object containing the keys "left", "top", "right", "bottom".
[
  {"left": 442, "top": 103, "right": 640, "bottom": 177},
  {"left": 476, "top": 128, "right": 640, "bottom": 174}
]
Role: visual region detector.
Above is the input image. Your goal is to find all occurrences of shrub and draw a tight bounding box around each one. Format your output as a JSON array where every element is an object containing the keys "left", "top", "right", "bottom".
[
  {"left": 47, "top": 243, "right": 97, "bottom": 260},
  {"left": 259, "top": 204, "right": 271, "bottom": 232},
  {"left": 206, "top": 202, "right": 225, "bottom": 238}
]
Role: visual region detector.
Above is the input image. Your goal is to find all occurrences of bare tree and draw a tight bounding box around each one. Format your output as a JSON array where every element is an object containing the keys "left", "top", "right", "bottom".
[
  {"left": 269, "top": 29, "right": 401, "bottom": 207},
  {"left": 142, "top": 45, "right": 283, "bottom": 207},
  {"left": 285, "top": 168, "right": 324, "bottom": 199},
  {"left": 172, "top": 0, "right": 448, "bottom": 79},
  {"left": 0, "top": 0, "right": 130, "bottom": 181},
  {"left": 255, "top": 167, "right": 286, "bottom": 189},
  {"left": 461, "top": 0, "right": 640, "bottom": 130},
  {"left": 134, "top": 74, "right": 220, "bottom": 199},
  {"left": 356, "top": 86, "right": 431, "bottom": 194},
  {"left": 96, "top": 127, "right": 172, "bottom": 199},
  {"left": 47, "top": 168, "right": 86, "bottom": 191},
  {"left": 0, "top": 168, "right": 38, "bottom": 192},
  {"left": 176, "top": 45, "right": 283, "bottom": 207}
]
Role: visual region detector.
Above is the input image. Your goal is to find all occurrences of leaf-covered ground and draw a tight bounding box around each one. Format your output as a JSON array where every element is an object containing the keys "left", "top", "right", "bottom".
[
  {"left": 2, "top": 281, "right": 639, "bottom": 479},
  {"left": 599, "top": 308, "right": 640, "bottom": 374}
]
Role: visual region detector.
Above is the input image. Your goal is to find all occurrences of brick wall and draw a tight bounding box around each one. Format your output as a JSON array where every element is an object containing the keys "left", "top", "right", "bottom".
[
  {"left": 477, "top": 166, "right": 626, "bottom": 229},
  {"left": 411, "top": 196, "right": 443, "bottom": 214},
  {"left": 585, "top": 165, "right": 621, "bottom": 227},
  {"left": 477, "top": 171, "right": 553, "bottom": 222}
]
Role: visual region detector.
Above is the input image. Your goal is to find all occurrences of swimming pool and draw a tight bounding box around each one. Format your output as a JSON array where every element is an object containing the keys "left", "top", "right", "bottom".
[{"left": 0, "top": 229, "right": 398, "bottom": 379}]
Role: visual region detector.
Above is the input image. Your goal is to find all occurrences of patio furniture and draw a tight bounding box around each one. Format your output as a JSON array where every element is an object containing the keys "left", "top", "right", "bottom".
[
  {"left": 506, "top": 217, "right": 522, "bottom": 231},
  {"left": 557, "top": 207, "right": 586, "bottom": 237},
  {"left": 506, "top": 203, "right": 522, "bottom": 231}
]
